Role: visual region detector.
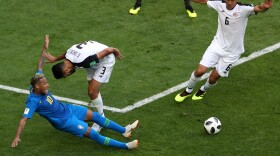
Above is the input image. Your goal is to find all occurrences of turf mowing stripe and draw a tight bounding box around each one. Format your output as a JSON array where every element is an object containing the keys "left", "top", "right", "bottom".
[{"left": 1, "top": 42, "right": 280, "bottom": 113}]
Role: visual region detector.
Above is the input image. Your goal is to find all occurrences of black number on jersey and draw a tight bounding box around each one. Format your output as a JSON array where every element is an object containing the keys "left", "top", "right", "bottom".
[
  {"left": 76, "top": 41, "right": 93, "bottom": 49},
  {"left": 225, "top": 64, "right": 232, "bottom": 71},
  {"left": 100, "top": 67, "right": 106, "bottom": 75},
  {"left": 225, "top": 17, "right": 229, "bottom": 25}
]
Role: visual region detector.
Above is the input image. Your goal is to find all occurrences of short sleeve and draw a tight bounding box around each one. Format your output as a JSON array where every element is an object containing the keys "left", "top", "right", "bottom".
[
  {"left": 207, "top": 0, "right": 221, "bottom": 11},
  {"left": 241, "top": 5, "right": 255, "bottom": 17},
  {"left": 22, "top": 100, "right": 37, "bottom": 119}
]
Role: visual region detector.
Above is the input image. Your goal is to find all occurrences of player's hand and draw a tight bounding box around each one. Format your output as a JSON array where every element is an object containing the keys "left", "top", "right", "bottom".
[
  {"left": 43, "top": 51, "right": 57, "bottom": 63},
  {"left": 11, "top": 137, "right": 21, "bottom": 148},
  {"left": 44, "top": 35, "right": 49, "bottom": 50},
  {"left": 261, "top": 2, "right": 272, "bottom": 9},
  {"left": 263, "top": 0, "right": 273, "bottom": 7},
  {"left": 113, "top": 49, "right": 124, "bottom": 60}
]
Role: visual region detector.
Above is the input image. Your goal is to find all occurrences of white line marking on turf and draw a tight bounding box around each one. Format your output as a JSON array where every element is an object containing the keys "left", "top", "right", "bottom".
[
  {"left": 0, "top": 84, "right": 121, "bottom": 111},
  {"left": 118, "top": 42, "right": 280, "bottom": 113},
  {"left": 0, "top": 43, "right": 280, "bottom": 113}
]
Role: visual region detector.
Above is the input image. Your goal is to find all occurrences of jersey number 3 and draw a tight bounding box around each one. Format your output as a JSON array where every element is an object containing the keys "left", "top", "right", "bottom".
[{"left": 76, "top": 41, "right": 93, "bottom": 49}]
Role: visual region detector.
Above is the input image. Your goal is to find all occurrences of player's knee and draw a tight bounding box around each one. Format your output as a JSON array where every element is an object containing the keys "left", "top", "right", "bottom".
[
  {"left": 88, "top": 89, "right": 98, "bottom": 99},
  {"left": 194, "top": 70, "right": 205, "bottom": 77},
  {"left": 195, "top": 66, "right": 208, "bottom": 77},
  {"left": 83, "top": 127, "right": 92, "bottom": 138},
  {"left": 84, "top": 109, "right": 93, "bottom": 121}
]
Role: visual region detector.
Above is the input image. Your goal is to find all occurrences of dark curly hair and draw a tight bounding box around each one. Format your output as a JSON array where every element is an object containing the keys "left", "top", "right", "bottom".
[{"left": 52, "top": 62, "right": 65, "bottom": 79}]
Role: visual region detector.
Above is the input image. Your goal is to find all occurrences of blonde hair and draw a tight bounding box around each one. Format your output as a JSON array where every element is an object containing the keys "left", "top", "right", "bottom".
[{"left": 30, "top": 73, "right": 45, "bottom": 88}]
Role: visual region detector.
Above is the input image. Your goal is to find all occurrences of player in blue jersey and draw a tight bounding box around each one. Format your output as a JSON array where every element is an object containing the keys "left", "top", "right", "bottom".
[
  {"left": 11, "top": 35, "right": 139, "bottom": 150},
  {"left": 43, "top": 39, "right": 123, "bottom": 132}
]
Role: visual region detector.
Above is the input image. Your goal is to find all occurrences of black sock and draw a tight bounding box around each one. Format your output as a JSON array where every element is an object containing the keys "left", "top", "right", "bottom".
[
  {"left": 186, "top": 6, "right": 194, "bottom": 12},
  {"left": 184, "top": 0, "right": 194, "bottom": 12},
  {"left": 134, "top": 1, "right": 142, "bottom": 8}
]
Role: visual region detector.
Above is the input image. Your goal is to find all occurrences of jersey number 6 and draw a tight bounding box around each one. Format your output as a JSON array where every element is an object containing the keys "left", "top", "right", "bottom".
[{"left": 225, "top": 17, "right": 229, "bottom": 25}]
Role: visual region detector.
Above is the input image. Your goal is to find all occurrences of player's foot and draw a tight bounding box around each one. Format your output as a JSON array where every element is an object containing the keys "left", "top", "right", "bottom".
[
  {"left": 192, "top": 89, "right": 206, "bottom": 100},
  {"left": 186, "top": 9, "right": 197, "bottom": 18},
  {"left": 123, "top": 120, "right": 139, "bottom": 138},
  {"left": 175, "top": 90, "right": 191, "bottom": 102},
  {"left": 91, "top": 123, "right": 102, "bottom": 133},
  {"left": 126, "top": 140, "right": 139, "bottom": 150},
  {"left": 129, "top": 6, "right": 141, "bottom": 15}
]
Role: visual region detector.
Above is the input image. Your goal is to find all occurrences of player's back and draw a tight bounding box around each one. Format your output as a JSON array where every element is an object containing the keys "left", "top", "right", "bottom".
[{"left": 66, "top": 41, "right": 108, "bottom": 64}]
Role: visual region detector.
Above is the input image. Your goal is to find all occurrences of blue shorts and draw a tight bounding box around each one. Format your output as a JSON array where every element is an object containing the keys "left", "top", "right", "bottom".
[
  {"left": 68, "top": 104, "right": 87, "bottom": 120},
  {"left": 58, "top": 104, "right": 89, "bottom": 137}
]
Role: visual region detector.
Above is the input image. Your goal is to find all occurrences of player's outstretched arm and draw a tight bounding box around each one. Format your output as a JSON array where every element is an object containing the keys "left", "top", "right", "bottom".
[
  {"left": 97, "top": 47, "right": 124, "bottom": 60},
  {"left": 11, "top": 117, "right": 28, "bottom": 148},
  {"left": 43, "top": 51, "right": 66, "bottom": 63},
  {"left": 42, "top": 36, "right": 66, "bottom": 63},
  {"left": 254, "top": 0, "right": 273, "bottom": 13},
  {"left": 38, "top": 35, "right": 49, "bottom": 71}
]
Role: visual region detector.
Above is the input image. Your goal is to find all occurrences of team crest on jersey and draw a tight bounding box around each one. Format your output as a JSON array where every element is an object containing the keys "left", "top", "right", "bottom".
[
  {"left": 77, "top": 125, "right": 84, "bottom": 130},
  {"left": 233, "top": 12, "right": 240, "bottom": 17}
]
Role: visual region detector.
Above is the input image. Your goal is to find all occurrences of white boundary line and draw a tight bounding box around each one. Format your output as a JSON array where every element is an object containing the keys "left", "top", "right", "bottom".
[
  {"left": 0, "top": 84, "right": 122, "bottom": 112},
  {"left": 1, "top": 43, "right": 280, "bottom": 113}
]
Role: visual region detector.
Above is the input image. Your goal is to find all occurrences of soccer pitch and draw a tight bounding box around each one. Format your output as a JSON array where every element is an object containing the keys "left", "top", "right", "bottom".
[
  {"left": 1, "top": 0, "right": 280, "bottom": 155},
  {"left": 1, "top": 42, "right": 280, "bottom": 113}
]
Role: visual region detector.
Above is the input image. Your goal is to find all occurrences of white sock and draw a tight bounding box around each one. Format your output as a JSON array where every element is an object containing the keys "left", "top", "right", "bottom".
[
  {"left": 91, "top": 93, "right": 105, "bottom": 116},
  {"left": 186, "top": 87, "right": 193, "bottom": 93},
  {"left": 186, "top": 71, "right": 201, "bottom": 93},
  {"left": 200, "top": 78, "right": 217, "bottom": 91}
]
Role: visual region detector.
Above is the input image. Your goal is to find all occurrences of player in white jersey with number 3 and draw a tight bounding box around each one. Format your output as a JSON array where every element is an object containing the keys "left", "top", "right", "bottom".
[
  {"left": 175, "top": 0, "right": 273, "bottom": 102},
  {"left": 43, "top": 40, "right": 123, "bottom": 132}
]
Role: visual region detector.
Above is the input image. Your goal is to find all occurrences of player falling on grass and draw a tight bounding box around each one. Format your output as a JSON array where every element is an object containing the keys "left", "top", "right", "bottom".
[
  {"left": 129, "top": 0, "right": 197, "bottom": 17},
  {"left": 11, "top": 35, "right": 139, "bottom": 150},
  {"left": 43, "top": 39, "right": 123, "bottom": 133},
  {"left": 175, "top": 0, "right": 273, "bottom": 102}
]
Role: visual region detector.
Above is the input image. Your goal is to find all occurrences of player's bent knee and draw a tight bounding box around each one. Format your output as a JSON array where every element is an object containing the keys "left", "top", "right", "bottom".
[
  {"left": 84, "top": 109, "right": 93, "bottom": 121},
  {"left": 88, "top": 89, "right": 99, "bottom": 99},
  {"left": 83, "top": 127, "right": 92, "bottom": 138}
]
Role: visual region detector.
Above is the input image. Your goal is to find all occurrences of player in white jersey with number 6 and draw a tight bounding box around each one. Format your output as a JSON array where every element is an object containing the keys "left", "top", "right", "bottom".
[
  {"left": 43, "top": 40, "right": 123, "bottom": 132},
  {"left": 175, "top": 0, "right": 273, "bottom": 102}
]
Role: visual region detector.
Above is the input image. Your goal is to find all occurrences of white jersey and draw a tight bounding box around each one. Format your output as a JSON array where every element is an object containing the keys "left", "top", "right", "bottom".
[
  {"left": 65, "top": 41, "right": 115, "bottom": 68},
  {"left": 207, "top": 0, "right": 255, "bottom": 55}
]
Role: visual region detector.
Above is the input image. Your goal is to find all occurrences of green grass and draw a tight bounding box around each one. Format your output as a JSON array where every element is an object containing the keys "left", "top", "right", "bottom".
[{"left": 1, "top": 0, "right": 280, "bottom": 155}]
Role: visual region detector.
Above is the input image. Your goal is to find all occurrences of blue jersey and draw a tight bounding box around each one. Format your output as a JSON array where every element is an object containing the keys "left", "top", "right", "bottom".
[
  {"left": 23, "top": 71, "right": 89, "bottom": 137},
  {"left": 23, "top": 91, "right": 72, "bottom": 129},
  {"left": 23, "top": 70, "right": 72, "bottom": 129}
]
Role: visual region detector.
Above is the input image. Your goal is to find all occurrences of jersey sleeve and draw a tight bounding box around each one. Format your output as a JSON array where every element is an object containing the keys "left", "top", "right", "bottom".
[
  {"left": 240, "top": 5, "right": 255, "bottom": 17},
  {"left": 22, "top": 99, "right": 38, "bottom": 119},
  {"left": 207, "top": 0, "right": 221, "bottom": 11}
]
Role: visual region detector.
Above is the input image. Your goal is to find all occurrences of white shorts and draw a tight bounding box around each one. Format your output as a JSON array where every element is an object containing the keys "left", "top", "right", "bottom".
[
  {"left": 86, "top": 53, "right": 115, "bottom": 83},
  {"left": 199, "top": 42, "right": 240, "bottom": 77},
  {"left": 86, "top": 65, "right": 114, "bottom": 83}
]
